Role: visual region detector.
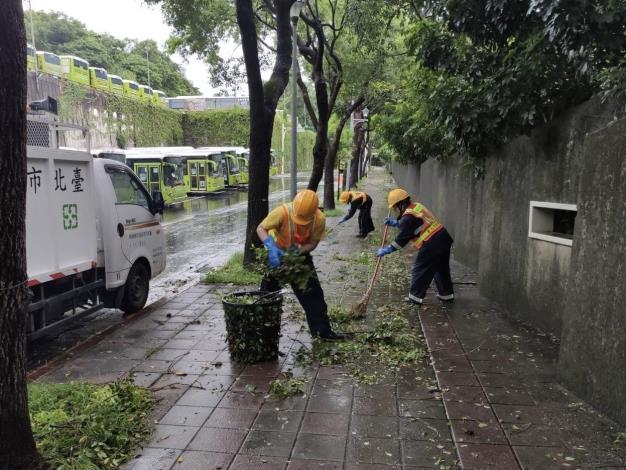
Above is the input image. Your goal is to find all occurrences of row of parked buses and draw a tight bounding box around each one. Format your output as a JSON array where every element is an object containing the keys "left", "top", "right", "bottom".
[
  {"left": 27, "top": 44, "right": 168, "bottom": 106},
  {"left": 92, "top": 146, "right": 279, "bottom": 206}
]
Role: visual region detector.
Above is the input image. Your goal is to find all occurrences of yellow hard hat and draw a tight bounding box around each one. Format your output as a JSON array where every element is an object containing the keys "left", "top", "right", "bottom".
[
  {"left": 292, "top": 189, "right": 319, "bottom": 225},
  {"left": 339, "top": 191, "right": 351, "bottom": 204},
  {"left": 387, "top": 188, "right": 410, "bottom": 208}
]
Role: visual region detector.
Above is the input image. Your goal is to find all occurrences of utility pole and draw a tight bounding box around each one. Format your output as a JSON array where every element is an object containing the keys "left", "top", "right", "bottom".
[
  {"left": 146, "top": 50, "right": 151, "bottom": 88},
  {"left": 289, "top": 1, "right": 304, "bottom": 199},
  {"left": 28, "top": 0, "right": 39, "bottom": 94}
]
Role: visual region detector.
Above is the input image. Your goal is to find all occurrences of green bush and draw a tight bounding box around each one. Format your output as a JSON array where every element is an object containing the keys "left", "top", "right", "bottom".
[{"left": 29, "top": 379, "right": 154, "bottom": 470}]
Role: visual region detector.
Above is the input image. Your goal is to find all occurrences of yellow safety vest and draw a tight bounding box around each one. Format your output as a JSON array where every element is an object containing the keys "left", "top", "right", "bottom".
[
  {"left": 350, "top": 191, "right": 367, "bottom": 203},
  {"left": 403, "top": 202, "right": 444, "bottom": 249},
  {"left": 271, "top": 203, "right": 321, "bottom": 250}
]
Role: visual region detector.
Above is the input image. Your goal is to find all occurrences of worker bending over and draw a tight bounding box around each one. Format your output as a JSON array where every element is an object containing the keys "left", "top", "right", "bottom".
[
  {"left": 257, "top": 189, "right": 344, "bottom": 340},
  {"left": 376, "top": 188, "right": 454, "bottom": 305},
  {"left": 338, "top": 190, "right": 375, "bottom": 238}
]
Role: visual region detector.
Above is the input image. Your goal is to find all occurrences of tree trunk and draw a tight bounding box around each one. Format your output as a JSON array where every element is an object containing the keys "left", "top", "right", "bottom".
[
  {"left": 323, "top": 97, "right": 365, "bottom": 210},
  {"left": 0, "top": 3, "right": 48, "bottom": 469},
  {"left": 348, "top": 120, "right": 365, "bottom": 188},
  {"left": 239, "top": 0, "right": 294, "bottom": 265}
]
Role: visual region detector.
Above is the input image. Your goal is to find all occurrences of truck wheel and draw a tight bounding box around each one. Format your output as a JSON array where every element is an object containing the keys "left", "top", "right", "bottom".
[{"left": 121, "top": 262, "right": 149, "bottom": 313}]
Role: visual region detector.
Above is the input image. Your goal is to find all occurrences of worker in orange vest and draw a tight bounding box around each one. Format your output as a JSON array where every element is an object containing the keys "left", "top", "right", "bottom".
[
  {"left": 376, "top": 188, "right": 454, "bottom": 305},
  {"left": 338, "top": 190, "right": 375, "bottom": 238},
  {"left": 257, "top": 189, "right": 345, "bottom": 340}
]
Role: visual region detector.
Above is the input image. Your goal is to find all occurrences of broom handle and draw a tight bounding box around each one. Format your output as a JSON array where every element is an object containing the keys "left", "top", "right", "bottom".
[{"left": 365, "top": 211, "right": 392, "bottom": 294}]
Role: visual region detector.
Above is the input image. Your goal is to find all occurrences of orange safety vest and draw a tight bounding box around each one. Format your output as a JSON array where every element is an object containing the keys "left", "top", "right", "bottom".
[
  {"left": 271, "top": 203, "right": 322, "bottom": 250},
  {"left": 403, "top": 202, "right": 444, "bottom": 249},
  {"left": 350, "top": 191, "right": 367, "bottom": 203}
]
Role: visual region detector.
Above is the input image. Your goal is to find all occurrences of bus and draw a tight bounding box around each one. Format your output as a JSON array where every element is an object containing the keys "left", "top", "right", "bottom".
[
  {"left": 92, "top": 148, "right": 126, "bottom": 165},
  {"left": 27, "top": 44, "right": 36, "bottom": 71},
  {"left": 198, "top": 147, "right": 241, "bottom": 187},
  {"left": 165, "top": 149, "right": 226, "bottom": 195},
  {"left": 122, "top": 79, "right": 141, "bottom": 100},
  {"left": 36, "top": 51, "right": 63, "bottom": 77},
  {"left": 139, "top": 85, "right": 153, "bottom": 103},
  {"left": 125, "top": 151, "right": 188, "bottom": 206},
  {"left": 89, "top": 67, "right": 110, "bottom": 91},
  {"left": 60, "top": 55, "right": 90, "bottom": 85},
  {"left": 153, "top": 90, "right": 167, "bottom": 107},
  {"left": 109, "top": 74, "right": 124, "bottom": 95}
]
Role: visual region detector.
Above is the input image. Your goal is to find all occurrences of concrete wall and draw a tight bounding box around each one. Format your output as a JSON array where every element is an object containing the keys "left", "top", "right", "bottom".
[
  {"left": 559, "top": 117, "right": 626, "bottom": 424},
  {"left": 391, "top": 97, "right": 626, "bottom": 423}
]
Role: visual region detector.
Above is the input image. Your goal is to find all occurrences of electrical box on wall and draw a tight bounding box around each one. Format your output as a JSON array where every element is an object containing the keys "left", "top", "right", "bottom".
[{"left": 528, "top": 201, "right": 577, "bottom": 247}]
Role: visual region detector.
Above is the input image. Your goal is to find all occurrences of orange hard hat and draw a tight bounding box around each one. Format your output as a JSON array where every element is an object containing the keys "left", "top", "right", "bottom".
[
  {"left": 339, "top": 191, "right": 351, "bottom": 204},
  {"left": 292, "top": 189, "right": 319, "bottom": 225},
  {"left": 387, "top": 188, "right": 410, "bottom": 208}
]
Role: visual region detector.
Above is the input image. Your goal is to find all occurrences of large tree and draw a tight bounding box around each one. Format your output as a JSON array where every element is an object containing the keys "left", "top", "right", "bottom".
[
  {"left": 0, "top": 2, "right": 48, "bottom": 469},
  {"left": 149, "top": 0, "right": 297, "bottom": 263}
]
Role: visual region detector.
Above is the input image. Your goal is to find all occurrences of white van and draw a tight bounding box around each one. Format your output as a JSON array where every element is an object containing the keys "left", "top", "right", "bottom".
[{"left": 26, "top": 117, "right": 166, "bottom": 339}]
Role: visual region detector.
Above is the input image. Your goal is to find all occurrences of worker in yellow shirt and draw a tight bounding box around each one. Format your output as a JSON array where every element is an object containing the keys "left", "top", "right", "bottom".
[
  {"left": 338, "top": 190, "right": 375, "bottom": 238},
  {"left": 257, "top": 189, "right": 344, "bottom": 340}
]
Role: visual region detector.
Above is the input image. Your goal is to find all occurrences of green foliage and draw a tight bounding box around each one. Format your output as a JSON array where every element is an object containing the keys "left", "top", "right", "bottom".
[
  {"left": 182, "top": 108, "right": 250, "bottom": 147},
  {"left": 26, "top": 10, "right": 198, "bottom": 95},
  {"left": 268, "top": 374, "right": 310, "bottom": 398},
  {"left": 253, "top": 247, "right": 314, "bottom": 291},
  {"left": 29, "top": 379, "right": 154, "bottom": 470},
  {"left": 375, "top": 1, "right": 626, "bottom": 165},
  {"left": 203, "top": 252, "right": 262, "bottom": 285}
]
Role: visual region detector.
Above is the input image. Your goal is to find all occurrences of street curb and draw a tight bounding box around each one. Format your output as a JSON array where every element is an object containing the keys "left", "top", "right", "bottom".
[{"left": 26, "top": 281, "right": 201, "bottom": 382}]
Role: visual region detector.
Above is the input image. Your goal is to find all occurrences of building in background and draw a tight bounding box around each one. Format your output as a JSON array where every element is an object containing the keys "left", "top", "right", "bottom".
[{"left": 167, "top": 96, "right": 250, "bottom": 111}]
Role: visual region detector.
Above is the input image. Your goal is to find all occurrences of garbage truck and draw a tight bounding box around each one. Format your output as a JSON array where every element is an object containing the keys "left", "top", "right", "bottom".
[{"left": 25, "top": 115, "right": 166, "bottom": 339}]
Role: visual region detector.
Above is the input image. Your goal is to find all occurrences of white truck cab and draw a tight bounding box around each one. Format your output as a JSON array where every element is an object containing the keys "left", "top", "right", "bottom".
[{"left": 26, "top": 115, "right": 166, "bottom": 339}]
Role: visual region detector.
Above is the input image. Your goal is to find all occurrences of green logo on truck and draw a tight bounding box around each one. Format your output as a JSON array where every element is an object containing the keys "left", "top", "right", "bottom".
[{"left": 63, "top": 204, "right": 78, "bottom": 230}]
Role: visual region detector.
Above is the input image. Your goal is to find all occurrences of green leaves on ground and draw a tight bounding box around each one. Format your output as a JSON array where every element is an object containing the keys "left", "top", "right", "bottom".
[
  {"left": 203, "top": 252, "right": 262, "bottom": 285},
  {"left": 29, "top": 379, "right": 154, "bottom": 470},
  {"left": 301, "top": 303, "right": 424, "bottom": 384},
  {"left": 268, "top": 374, "right": 310, "bottom": 399}
]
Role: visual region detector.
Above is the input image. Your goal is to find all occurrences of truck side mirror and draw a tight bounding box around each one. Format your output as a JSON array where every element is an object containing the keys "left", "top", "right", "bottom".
[{"left": 151, "top": 191, "right": 165, "bottom": 214}]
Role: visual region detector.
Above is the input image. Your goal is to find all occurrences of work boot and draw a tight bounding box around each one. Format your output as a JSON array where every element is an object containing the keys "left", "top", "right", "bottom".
[
  {"left": 404, "top": 294, "right": 423, "bottom": 306},
  {"left": 319, "top": 331, "right": 347, "bottom": 341},
  {"left": 437, "top": 293, "right": 455, "bottom": 302}
]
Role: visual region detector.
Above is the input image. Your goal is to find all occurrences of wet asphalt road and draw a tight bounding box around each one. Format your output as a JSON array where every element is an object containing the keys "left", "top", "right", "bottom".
[{"left": 28, "top": 174, "right": 321, "bottom": 370}]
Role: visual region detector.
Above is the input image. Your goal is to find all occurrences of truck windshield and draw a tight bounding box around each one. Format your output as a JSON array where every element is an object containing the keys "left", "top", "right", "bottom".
[
  {"left": 106, "top": 166, "right": 149, "bottom": 210},
  {"left": 163, "top": 157, "right": 184, "bottom": 187}
]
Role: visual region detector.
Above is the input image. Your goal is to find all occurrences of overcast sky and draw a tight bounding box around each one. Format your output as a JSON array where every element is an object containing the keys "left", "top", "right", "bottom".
[{"left": 24, "top": 0, "right": 242, "bottom": 96}]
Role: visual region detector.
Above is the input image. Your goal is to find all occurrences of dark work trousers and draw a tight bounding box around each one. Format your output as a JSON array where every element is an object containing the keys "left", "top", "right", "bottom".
[
  {"left": 410, "top": 230, "right": 454, "bottom": 300},
  {"left": 260, "top": 254, "right": 333, "bottom": 337},
  {"left": 358, "top": 197, "right": 375, "bottom": 236}
]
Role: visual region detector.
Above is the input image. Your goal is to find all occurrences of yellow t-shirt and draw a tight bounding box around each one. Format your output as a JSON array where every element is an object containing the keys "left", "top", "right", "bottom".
[{"left": 261, "top": 205, "right": 326, "bottom": 246}]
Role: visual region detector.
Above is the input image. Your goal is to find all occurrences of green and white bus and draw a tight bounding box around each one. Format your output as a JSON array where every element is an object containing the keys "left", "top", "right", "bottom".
[
  {"left": 122, "top": 79, "right": 141, "bottom": 100},
  {"left": 92, "top": 148, "right": 127, "bottom": 164},
  {"left": 198, "top": 147, "right": 242, "bottom": 187},
  {"left": 89, "top": 67, "right": 110, "bottom": 91},
  {"left": 153, "top": 90, "right": 167, "bottom": 107},
  {"left": 109, "top": 74, "right": 124, "bottom": 95},
  {"left": 139, "top": 85, "right": 153, "bottom": 103},
  {"left": 165, "top": 149, "right": 226, "bottom": 195},
  {"left": 36, "top": 51, "right": 63, "bottom": 77},
  {"left": 60, "top": 55, "right": 90, "bottom": 85},
  {"left": 126, "top": 151, "right": 188, "bottom": 206}
]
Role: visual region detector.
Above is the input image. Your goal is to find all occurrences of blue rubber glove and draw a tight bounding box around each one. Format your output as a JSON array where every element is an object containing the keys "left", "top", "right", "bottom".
[
  {"left": 384, "top": 217, "right": 399, "bottom": 227},
  {"left": 338, "top": 217, "right": 346, "bottom": 224},
  {"left": 263, "top": 237, "right": 284, "bottom": 268},
  {"left": 377, "top": 245, "right": 396, "bottom": 257}
]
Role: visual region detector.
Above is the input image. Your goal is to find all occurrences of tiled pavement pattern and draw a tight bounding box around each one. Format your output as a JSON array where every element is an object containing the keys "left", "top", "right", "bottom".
[{"left": 39, "top": 168, "right": 626, "bottom": 469}]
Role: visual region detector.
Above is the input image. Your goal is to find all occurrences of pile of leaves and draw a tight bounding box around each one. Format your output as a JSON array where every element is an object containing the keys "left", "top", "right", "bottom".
[
  {"left": 222, "top": 292, "right": 283, "bottom": 363},
  {"left": 268, "top": 373, "right": 310, "bottom": 399},
  {"left": 29, "top": 378, "right": 154, "bottom": 470},
  {"left": 301, "top": 303, "right": 424, "bottom": 384}
]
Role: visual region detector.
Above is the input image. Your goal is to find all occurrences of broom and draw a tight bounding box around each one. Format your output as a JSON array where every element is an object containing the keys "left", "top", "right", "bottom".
[{"left": 349, "top": 212, "right": 392, "bottom": 317}]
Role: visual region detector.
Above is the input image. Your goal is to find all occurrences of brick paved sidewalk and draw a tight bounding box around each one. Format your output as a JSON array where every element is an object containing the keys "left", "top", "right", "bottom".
[{"left": 38, "top": 167, "right": 626, "bottom": 470}]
